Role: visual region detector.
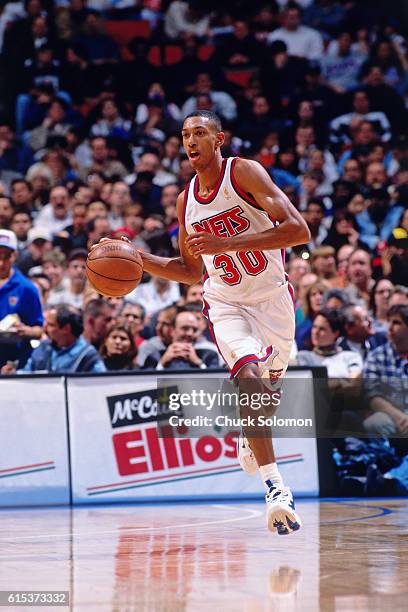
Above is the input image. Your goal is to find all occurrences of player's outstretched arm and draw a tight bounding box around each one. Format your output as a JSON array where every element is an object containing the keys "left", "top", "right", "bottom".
[
  {"left": 140, "top": 191, "right": 203, "bottom": 285},
  {"left": 187, "top": 159, "right": 310, "bottom": 256}
]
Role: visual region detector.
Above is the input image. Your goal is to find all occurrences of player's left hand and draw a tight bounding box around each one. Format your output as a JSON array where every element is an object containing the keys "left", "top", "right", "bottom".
[{"left": 186, "top": 232, "right": 226, "bottom": 257}]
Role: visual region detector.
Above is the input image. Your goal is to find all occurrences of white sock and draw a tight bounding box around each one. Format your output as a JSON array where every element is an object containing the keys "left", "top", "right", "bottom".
[{"left": 259, "top": 463, "right": 284, "bottom": 491}]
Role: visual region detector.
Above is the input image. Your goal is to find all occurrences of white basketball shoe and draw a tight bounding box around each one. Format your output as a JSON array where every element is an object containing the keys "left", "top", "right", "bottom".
[
  {"left": 237, "top": 435, "right": 258, "bottom": 475},
  {"left": 265, "top": 485, "right": 302, "bottom": 535}
]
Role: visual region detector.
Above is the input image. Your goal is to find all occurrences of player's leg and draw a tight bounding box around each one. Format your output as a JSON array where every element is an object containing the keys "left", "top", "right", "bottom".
[{"left": 236, "top": 362, "right": 301, "bottom": 535}]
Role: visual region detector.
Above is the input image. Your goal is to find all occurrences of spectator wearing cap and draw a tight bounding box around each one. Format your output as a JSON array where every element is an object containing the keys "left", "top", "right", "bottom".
[
  {"left": 267, "top": 2, "right": 323, "bottom": 60},
  {"left": 363, "top": 304, "right": 408, "bottom": 436},
  {"left": 42, "top": 248, "right": 68, "bottom": 305},
  {"left": 47, "top": 249, "right": 88, "bottom": 309},
  {"left": 0, "top": 229, "right": 43, "bottom": 368},
  {"left": 1, "top": 304, "right": 106, "bottom": 375},
  {"left": 14, "top": 226, "right": 53, "bottom": 276},
  {"left": 34, "top": 186, "right": 72, "bottom": 236}
]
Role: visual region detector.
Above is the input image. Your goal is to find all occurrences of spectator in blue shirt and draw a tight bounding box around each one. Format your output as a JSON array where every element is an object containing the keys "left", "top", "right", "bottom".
[
  {"left": 0, "top": 229, "right": 43, "bottom": 368},
  {"left": 363, "top": 304, "right": 408, "bottom": 436},
  {"left": 1, "top": 303, "right": 106, "bottom": 374}
]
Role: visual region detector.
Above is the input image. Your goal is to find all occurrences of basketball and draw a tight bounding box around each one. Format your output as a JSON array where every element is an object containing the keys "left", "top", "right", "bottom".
[{"left": 86, "top": 239, "right": 143, "bottom": 297}]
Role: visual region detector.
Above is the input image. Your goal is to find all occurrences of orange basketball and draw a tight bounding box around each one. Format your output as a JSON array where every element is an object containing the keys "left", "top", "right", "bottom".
[{"left": 86, "top": 239, "right": 143, "bottom": 297}]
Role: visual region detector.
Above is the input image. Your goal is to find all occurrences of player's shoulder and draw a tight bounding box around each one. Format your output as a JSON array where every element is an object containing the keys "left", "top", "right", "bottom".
[{"left": 233, "top": 157, "right": 272, "bottom": 186}]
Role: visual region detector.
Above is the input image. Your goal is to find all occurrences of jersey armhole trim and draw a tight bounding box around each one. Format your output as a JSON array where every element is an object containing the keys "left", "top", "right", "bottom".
[
  {"left": 230, "top": 158, "right": 263, "bottom": 211},
  {"left": 182, "top": 181, "right": 190, "bottom": 227}
]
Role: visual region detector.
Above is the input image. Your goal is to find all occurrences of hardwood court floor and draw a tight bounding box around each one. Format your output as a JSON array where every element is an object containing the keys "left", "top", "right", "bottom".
[{"left": 0, "top": 499, "right": 407, "bottom": 611}]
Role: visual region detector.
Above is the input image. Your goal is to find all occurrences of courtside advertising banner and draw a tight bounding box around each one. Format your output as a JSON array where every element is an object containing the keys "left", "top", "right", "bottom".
[
  {"left": 0, "top": 377, "right": 70, "bottom": 506},
  {"left": 68, "top": 371, "right": 319, "bottom": 503}
]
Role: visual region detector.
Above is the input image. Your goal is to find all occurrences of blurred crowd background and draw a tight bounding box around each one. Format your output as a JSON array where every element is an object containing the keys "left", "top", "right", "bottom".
[{"left": 0, "top": 0, "right": 407, "bottom": 435}]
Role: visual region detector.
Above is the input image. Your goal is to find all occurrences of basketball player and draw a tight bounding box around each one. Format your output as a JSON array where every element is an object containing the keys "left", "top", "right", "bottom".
[{"left": 100, "top": 111, "right": 310, "bottom": 534}]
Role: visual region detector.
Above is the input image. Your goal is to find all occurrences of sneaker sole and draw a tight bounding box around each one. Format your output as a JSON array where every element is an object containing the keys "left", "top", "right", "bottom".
[{"left": 267, "top": 505, "right": 302, "bottom": 535}]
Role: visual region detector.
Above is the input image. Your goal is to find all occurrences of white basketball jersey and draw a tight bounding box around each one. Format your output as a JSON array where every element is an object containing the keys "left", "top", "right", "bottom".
[{"left": 183, "top": 157, "right": 286, "bottom": 305}]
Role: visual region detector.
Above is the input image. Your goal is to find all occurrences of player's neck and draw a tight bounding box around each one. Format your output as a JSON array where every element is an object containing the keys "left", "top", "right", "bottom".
[{"left": 196, "top": 155, "right": 224, "bottom": 195}]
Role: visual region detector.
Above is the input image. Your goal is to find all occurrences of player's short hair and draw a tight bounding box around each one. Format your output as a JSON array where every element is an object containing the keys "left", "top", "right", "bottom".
[{"left": 183, "top": 110, "right": 222, "bottom": 132}]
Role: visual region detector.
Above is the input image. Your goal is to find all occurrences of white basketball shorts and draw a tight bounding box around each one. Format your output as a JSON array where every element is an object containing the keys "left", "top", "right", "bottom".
[{"left": 203, "top": 282, "right": 295, "bottom": 380}]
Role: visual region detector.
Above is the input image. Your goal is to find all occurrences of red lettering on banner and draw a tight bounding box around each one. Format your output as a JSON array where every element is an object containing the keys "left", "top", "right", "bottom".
[
  {"left": 112, "top": 430, "right": 148, "bottom": 476},
  {"left": 145, "top": 427, "right": 165, "bottom": 471},
  {"left": 112, "top": 427, "right": 239, "bottom": 476},
  {"left": 195, "top": 436, "right": 222, "bottom": 462}
]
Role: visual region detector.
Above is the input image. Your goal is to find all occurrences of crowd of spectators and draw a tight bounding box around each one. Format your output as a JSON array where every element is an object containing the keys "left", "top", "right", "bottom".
[{"left": 0, "top": 0, "right": 407, "bottom": 435}]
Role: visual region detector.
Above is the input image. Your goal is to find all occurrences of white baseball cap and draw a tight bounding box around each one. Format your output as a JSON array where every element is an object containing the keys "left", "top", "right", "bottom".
[
  {"left": 27, "top": 227, "right": 52, "bottom": 244},
  {"left": 0, "top": 229, "right": 17, "bottom": 251}
]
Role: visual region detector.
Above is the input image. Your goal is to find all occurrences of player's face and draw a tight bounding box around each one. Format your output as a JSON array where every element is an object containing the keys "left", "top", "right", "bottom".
[{"left": 181, "top": 117, "right": 224, "bottom": 170}]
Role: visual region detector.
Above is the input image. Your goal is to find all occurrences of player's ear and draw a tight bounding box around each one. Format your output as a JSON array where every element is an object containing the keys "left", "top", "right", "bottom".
[{"left": 215, "top": 131, "right": 225, "bottom": 149}]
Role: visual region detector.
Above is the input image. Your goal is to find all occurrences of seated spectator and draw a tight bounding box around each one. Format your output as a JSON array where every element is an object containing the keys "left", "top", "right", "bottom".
[
  {"left": 214, "top": 19, "right": 263, "bottom": 69},
  {"left": 34, "top": 186, "right": 72, "bottom": 236},
  {"left": 310, "top": 246, "right": 337, "bottom": 284},
  {"left": 1, "top": 304, "right": 106, "bottom": 374},
  {"left": 15, "top": 226, "right": 52, "bottom": 276},
  {"left": 10, "top": 211, "right": 32, "bottom": 251},
  {"left": 83, "top": 298, "right": 115, "bottom": 349},
  {"left": 361, "top": 38, "right": 407, "bottom": 93},
  {"left": 329, "top": 89, "right": 391, "bottom": 146},
  {"left": 77, "top": 11, "right": 119, "bottom": 65},
  {"left": 323, "top": 209, "right": 361, "bottom": 252},
  {"left": 136, "top": 305, "right": 177, "bottom": 368},
  {"left": 303, "top": 198, "right": 328, "bottom": 248},
  {"left": 0, "top": 196, "right": 13, "bottom": 229},
  {"left": 344, "top": 248, "right": 374, "bottom": 307},
  {"left": 363, "top": 305, "right": 408, "bottom": 436},
  {"left": 56, "top": 202, "right": 89, "bottom": 251},
  {"left": 127, "top": 276, "right": 180, "bottom": 319},
  {"left": 336, "top": 243, "right": 354, "bottom": 280},
  {"left": 10, "top": 179, "right": 36, "bottom": 215},
  {"left": 47, "top": 248, "right": 88, "bottom": 309},
  {"left": 306, "top": 149, "right": 338, "bottom": 194},
  {"left": 80, "top": 136, "right": 127, "bottom": 181},
  {"left": 297, "top": 308, "right": 363, "bottom": 377},
  {"left": 29, "top": 98, "right": 73, "bottom": 152},
  {"left": 100, "top": 323, "right": 137, "bottom": 371},
  {"left": 389, "top": 286, "right": 408, "bottom": 309},
  {"left": 107, "top": 181, "right": 132, "bottom": 230},
  {"left": 119, "top": 301, "right": 146, "bottom": 347},
  {"left": 267, "top": 2, "right": 323, "bottom": 61},
  {"left": 369, "top": 279, "right": 394, "bottom": 334},
  {"left": 90, "top": 97, "right": 131, "bottom": 140},
  {"left": 164, "top": 0, "right": 210, "bottom": 40},
  {"left": 0, "top": 123, "right": 33, "bottom": 176},
  {"left": 361, "top": 64, "right": 406, "bottom": 135},
  {"left": 143, "top": 310, "right": 219, "bottom": 370},
  {"left": 320, "top": 31, "right": 366, "bottom": 93},
  {"left": 42, "top": 248, "right": 68, "bottom": 305},
  {"left": 323, "top": 288, "right": 350, "bottom": 311},
  {"left": 181, "top": 73, "right": 237, "bottom": 123},
  {"left": 0, "top": 229, "right": 43, "bottom": 368},
  {"left": 295, "top": 280, "right": 327, "bottom": 350},
  {"left": 340, "top": 304, "right": 387, "bottom": 359}
]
